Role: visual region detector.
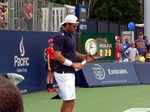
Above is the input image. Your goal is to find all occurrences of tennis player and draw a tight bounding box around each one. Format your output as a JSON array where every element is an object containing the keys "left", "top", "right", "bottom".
[{"left": 53, "top": 14, "right": 92, "bottom": 112}]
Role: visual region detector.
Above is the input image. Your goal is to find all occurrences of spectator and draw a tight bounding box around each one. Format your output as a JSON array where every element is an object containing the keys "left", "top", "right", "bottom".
[
  {"left": 135, "top": 32, "right": 146, "bottom": 56},
  {"left": 124, "top": 42, "right": 139, "bottom": 62},
  {"left": 23, "top": 0, "right": 33, "bottom": 30},
  {"left": 122, "top": 37, "right": 130, "bottom": 62},
  {"left": 1, "top": 22, "right": 7, "bottom": 29},
  {"left": 0, "top": 76, "right": 24, "bottom": 112},
  {"left": 0, "top": 1, "right": 8, "bottom": 30},
  {"left": 115, "top": 36, "right": 121, "bottom": 62},
  {"left": 143, "top": 45, "right": 150, "bottom": 62},
  {"left": 143, "top": 36, "right": 150, "bottom": 47},
  {"left": 0, "top": 8, "right": 4, "bottom": 21}
]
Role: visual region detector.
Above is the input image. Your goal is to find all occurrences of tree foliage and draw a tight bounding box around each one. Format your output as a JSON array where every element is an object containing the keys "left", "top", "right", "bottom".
[
  {"left": 91, "top": 0, "right": 144, "bottom": 24},
  {"left": 47, "top": 0, "right": 144, "bottom": 24}
]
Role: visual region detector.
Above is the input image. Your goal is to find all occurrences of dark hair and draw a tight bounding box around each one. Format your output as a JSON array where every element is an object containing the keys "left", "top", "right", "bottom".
[
  {"left": 62, "top": 23, "right": 73, "bottom": 27},
  {"left": 62, "top": 23, "right": 67, "bottom": 27},
  {"left": 146, "top": 45, "right": 150, "bottom": 51},
  {"left": 0, "top": 76, "right": 24, "bottom": 112},
  {"left": 143, "top": 36, "right": 147, "bottom": 40}
]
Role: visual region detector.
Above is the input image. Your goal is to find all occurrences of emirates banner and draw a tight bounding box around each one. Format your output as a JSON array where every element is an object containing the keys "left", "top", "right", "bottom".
[{"left": 76, "top": 62, "right": 140, "bottom": 87}]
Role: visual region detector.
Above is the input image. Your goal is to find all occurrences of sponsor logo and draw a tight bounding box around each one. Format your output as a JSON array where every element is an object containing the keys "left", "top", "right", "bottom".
[
  {"left": 14, "top": 37, "right": 30, "bottom": 73},
  {"left": 20, "top": 37, "right": 25, "bottom": 57},
  {"left": 108, "top": 69, "right": 128, "bottom": 75},
  {"left": 92, "top": 64, "right": 105, "bottom": 80},
  {"left": 99, "top": 44, "right": 112, "bottom": 48},
  {"left": 20, "top": 89, "right": 28, "bottom": 94}
]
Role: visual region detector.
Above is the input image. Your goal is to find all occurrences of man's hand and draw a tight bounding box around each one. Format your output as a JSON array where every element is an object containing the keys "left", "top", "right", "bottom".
[
  {"left": 85, "top": 55, "right": 93, "bottom": 62},
  {"left": 72, "top": 62, "right": 83, "bottom": 71},
  {"left": 48, "top": 66, "right": 51, "bottom": 72}
]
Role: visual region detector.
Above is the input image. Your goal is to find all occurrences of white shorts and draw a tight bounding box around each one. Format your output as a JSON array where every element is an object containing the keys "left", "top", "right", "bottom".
[{"left": 54, "top": 72, "right": 76, "bottom": 101}]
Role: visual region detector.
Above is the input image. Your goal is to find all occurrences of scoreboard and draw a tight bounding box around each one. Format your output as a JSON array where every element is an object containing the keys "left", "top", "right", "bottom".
[{"left": 77, "top": 33, "right": 115, "bottom": 62}]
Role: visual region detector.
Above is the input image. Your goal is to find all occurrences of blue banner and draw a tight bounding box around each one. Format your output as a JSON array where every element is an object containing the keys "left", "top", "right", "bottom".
[
  {"left": 0, "top": 30, "right": 57, "bottom": 93},
  {"left": 1, "top": 30, "right": 149, "bottom": 93},
  {"left": 133, "top": 63, "right": 150, "bottom": 84},
  {"left": 76, "top": 62, "right": 140, "bottom": 87}
]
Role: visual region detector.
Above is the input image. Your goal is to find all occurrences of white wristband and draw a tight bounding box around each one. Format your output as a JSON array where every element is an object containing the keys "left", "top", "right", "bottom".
[
  {"left": 63, "top": 59, "right": 72, "bottom": 66},
  {"left": 75, "top": 60, "right": 87, "bottom": 71}
]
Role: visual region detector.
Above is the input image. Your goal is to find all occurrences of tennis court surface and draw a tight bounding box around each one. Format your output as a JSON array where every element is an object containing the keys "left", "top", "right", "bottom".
[{"left": 23, "top": 85, "right": 150, "bottom": 112}]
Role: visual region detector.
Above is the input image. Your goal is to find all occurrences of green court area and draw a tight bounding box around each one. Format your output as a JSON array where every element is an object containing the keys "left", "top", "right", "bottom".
[{"left": 23, "top": 85, "right": 150, "bottom": 112}]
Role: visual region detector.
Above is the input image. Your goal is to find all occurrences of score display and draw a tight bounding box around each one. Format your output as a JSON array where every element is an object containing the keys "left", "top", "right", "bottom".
[{"left": 77, "top": 33, "right": 115, "bottom": 62}]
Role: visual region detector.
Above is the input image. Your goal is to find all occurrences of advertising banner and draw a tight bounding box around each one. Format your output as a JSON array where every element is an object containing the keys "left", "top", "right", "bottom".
[
  {"left": 0, "top": 30, "right": 57, "bottom": 93},
  {"left": 133, "top": 63, "right": 150, "bottom": 84},
  {"left": 77, "top": 62, "right": 140, "bottom": 87}
]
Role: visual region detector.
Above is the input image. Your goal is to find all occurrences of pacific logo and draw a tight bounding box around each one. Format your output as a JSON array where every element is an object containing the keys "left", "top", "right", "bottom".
[{"left": 14, "top": 37, "right": 30, "bottom": 67}]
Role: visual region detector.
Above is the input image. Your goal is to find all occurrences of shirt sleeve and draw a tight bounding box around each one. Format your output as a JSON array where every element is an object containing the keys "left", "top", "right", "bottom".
[
  {"left": 135, "top": 49, "right": 139, "bottom": 54},
  {"left": 46, "top": 48, "right": 49, "bottom": 55},
  {"left": 53, "top": 35, "right": 65, "bottom": 51},
  {"left": 49, "top": 48, "right": 53, "bottom": 56},
  {"left": 125, "top": 48, "right": 129, "bottom": 53}
]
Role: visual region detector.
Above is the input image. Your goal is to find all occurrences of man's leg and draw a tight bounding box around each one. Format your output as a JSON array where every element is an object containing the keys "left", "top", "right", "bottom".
[
  {"left": 54, "top": 72, "right": 76, "bottom": 112},
  {"left": 61, "top": 100, "right": 75, "bottom": 112}
]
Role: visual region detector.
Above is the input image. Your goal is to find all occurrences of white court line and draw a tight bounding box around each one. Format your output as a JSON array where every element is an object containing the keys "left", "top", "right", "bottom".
[{"left": 124, "top": 108, "right": 150, "bottom": 112}]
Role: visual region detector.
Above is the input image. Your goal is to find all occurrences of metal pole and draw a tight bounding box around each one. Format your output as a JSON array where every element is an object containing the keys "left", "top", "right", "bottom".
[
  {"left": 33, "top": 0, "right": 36, "bottom": 31},
  {"left": 144, "top": 0, "right": 150, "bottom": 39},
  {"left": 8, "top": 0, "right": 14, "bottom": 30}
]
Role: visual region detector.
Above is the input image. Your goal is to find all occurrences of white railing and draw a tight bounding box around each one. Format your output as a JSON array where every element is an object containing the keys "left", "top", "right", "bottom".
[
  {"left": 52, "top": 7, "right": 66, "bottom": 32},
  {"left": 7, "top": 0, "right": 75, "bottom": 31}
]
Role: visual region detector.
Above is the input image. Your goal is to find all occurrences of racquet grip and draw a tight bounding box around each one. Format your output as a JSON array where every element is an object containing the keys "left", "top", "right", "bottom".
[
  {"left": 81, "top": 60, "right": 86, "bottom": 65},
  {"left": 75, "top": 60, "right": 87, "bottom": 71}
]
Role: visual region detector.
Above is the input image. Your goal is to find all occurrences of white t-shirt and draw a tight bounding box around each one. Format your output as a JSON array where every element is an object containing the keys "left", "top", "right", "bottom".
[{"left": 125, "top": 47, "right": 139, "bottom": 61}]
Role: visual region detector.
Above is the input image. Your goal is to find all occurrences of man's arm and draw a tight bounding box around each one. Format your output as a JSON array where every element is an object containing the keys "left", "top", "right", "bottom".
[
  {"left": 76, "top": 52, "right": 92, "bottom": 62},
  {"left": 47, "top": 54, "right": 51, "bottom": 71},
  {"left": 124, "top": 49, "right": 131, "bottom": 60},
  {"left": 54, "top": 51, "right": 66, "bottom": 64},
  {"left": 76, "top": 52, "right": 87, "bottom": 59},
  {"left": 54, "top": 51, "right": 83, "bottom": 70}
]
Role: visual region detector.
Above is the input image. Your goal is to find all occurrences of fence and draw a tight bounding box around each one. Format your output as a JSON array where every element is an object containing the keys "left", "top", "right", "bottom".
[
  {"left": 8, "top": 0, "right": 67, "bottom": 31},
  {"left": 7, "top": 0, "right": 144, "bottom": 38},
  {"left": 86, "top": 19, "right": 144, "bottom": 40}
]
